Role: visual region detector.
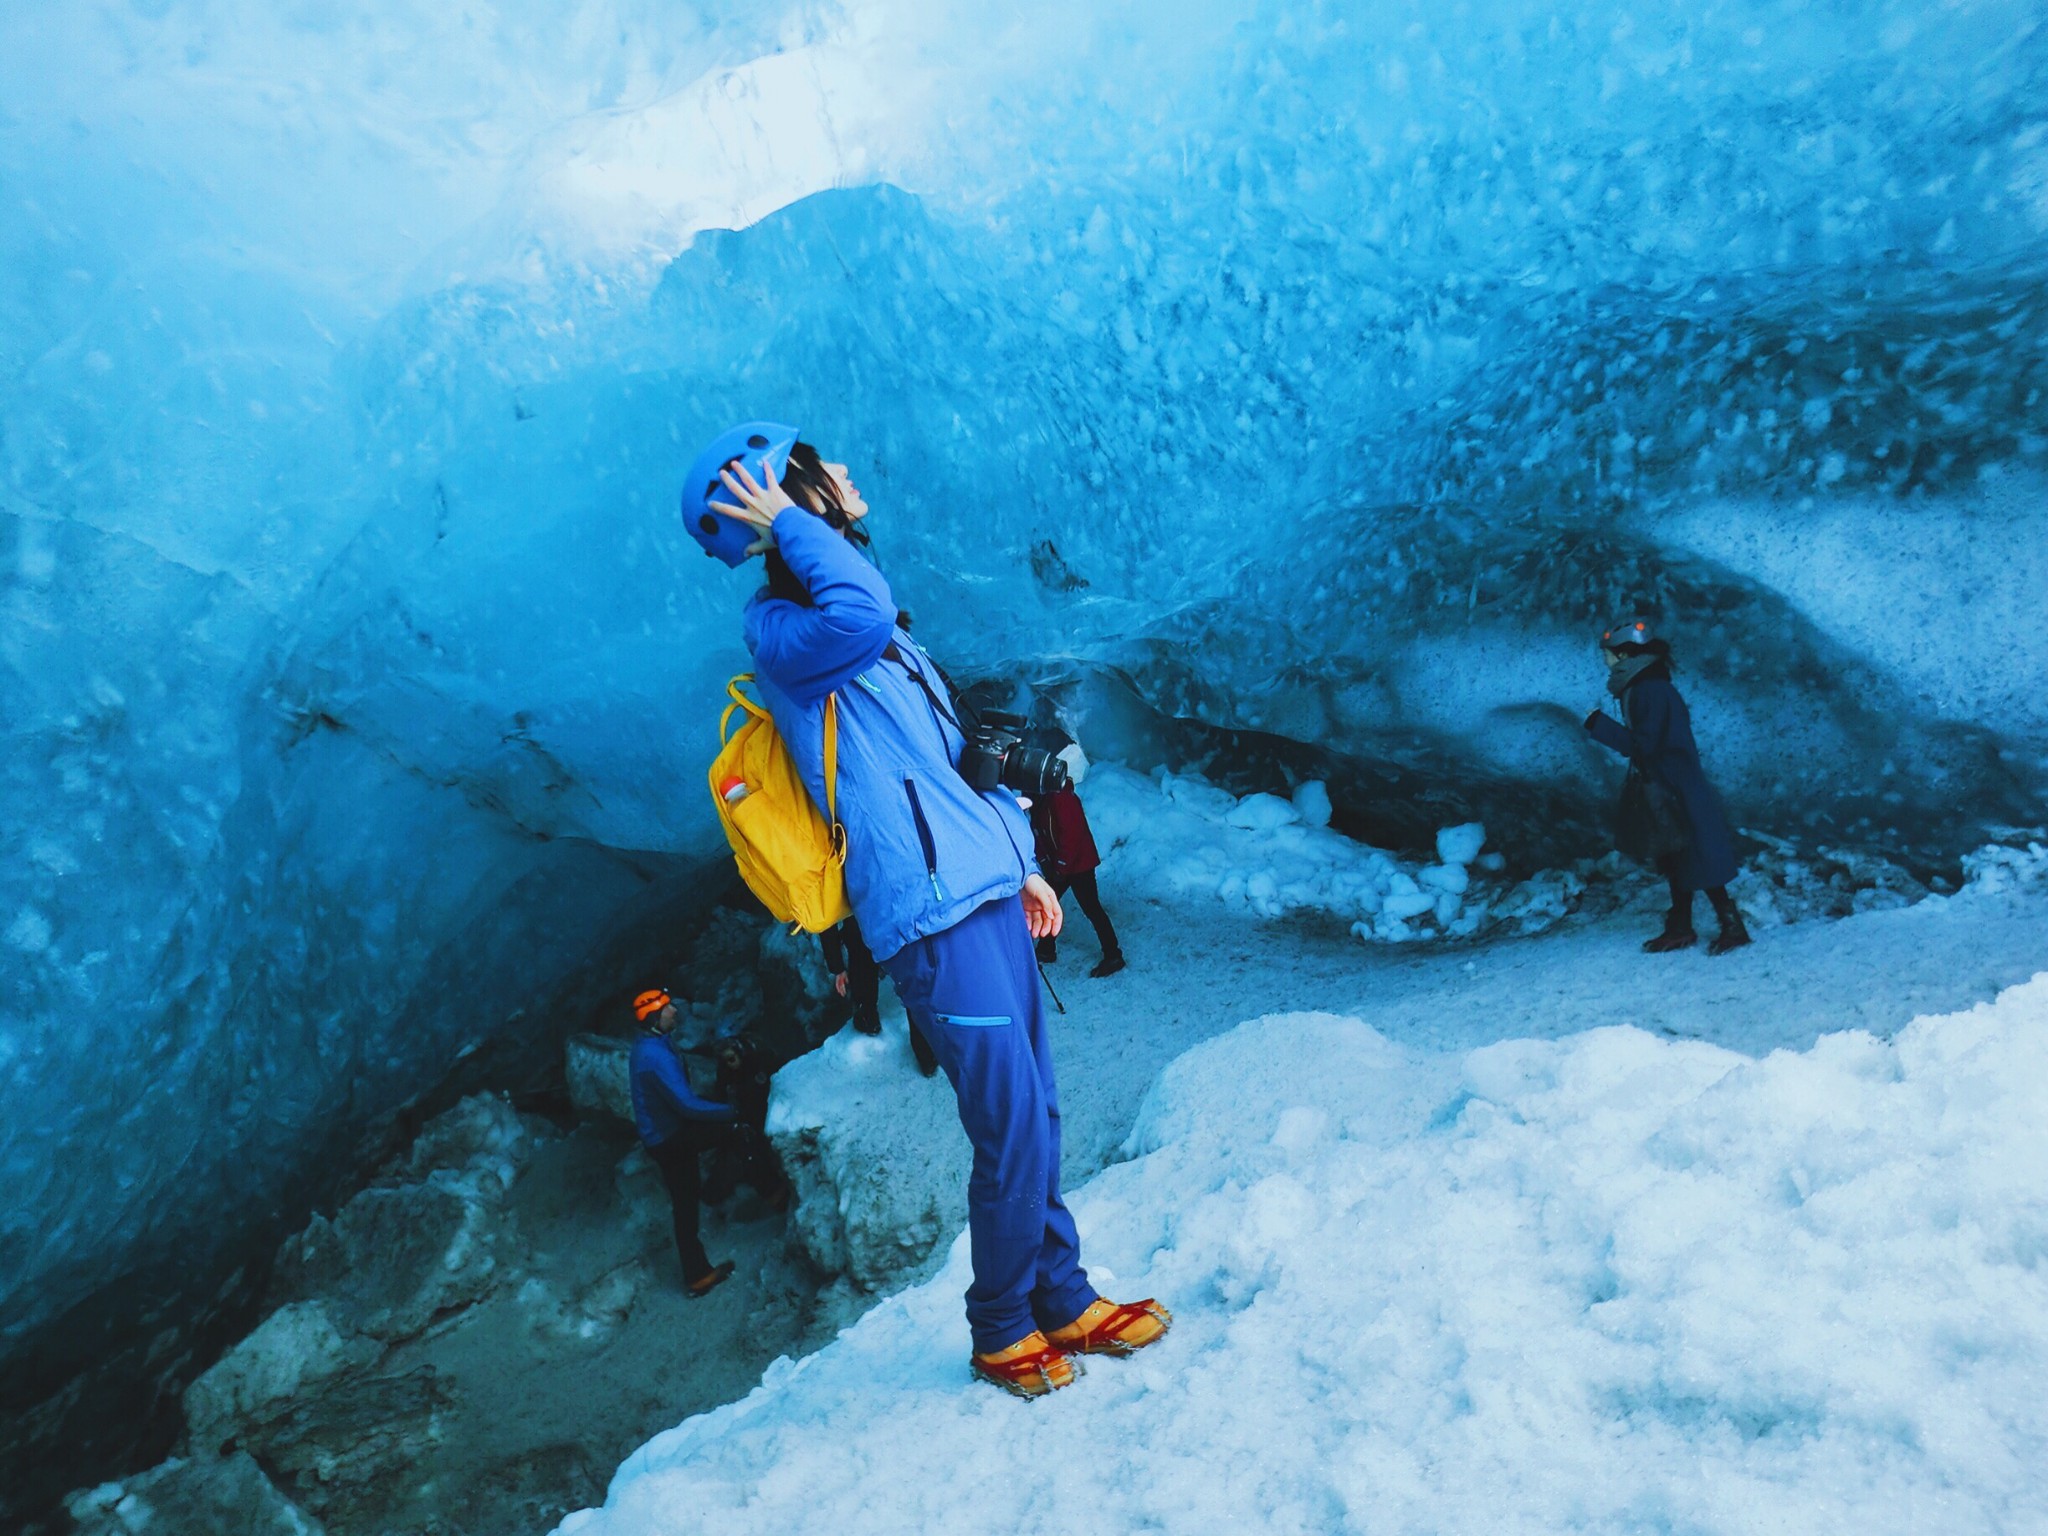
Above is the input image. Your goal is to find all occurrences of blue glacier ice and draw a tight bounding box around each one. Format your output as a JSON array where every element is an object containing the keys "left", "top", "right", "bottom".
[{"left": 4, "top": 0, "right": 2046, "bottom": 1514}]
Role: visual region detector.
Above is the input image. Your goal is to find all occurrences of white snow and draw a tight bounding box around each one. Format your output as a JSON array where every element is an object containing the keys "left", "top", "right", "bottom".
[
  {"left": 566, "top": 959, "right": 2048, "bottom": 1536},
  {"left": 1085, "top": 765, "right": 1504, "bottom": 942},
  {"left": 765, "top": 767, "right": 2045, "bottom": 1296}
]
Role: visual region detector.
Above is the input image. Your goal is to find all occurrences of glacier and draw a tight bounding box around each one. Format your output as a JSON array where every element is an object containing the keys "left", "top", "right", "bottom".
[{"left": 4, "top": 0, "right": 2046, "bottom": 1519}]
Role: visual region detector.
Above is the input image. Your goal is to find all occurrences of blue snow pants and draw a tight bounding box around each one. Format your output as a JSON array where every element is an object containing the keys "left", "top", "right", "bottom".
[{"left": 881, "top": 894, "right": 1098, "bottom": 1354}]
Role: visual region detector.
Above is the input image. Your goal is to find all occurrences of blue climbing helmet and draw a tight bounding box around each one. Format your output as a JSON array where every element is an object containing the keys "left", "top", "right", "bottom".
[
  {"left": 1599, "top": 617, "right": 1655, "bottom": 651},
  {"left": 682, "top": 421, "right": 800, "bottom": 567}
]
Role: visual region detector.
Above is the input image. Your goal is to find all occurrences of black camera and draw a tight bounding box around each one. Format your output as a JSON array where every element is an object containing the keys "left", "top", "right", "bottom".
[{"left": 957, "top": 710, "right": 1070, "bottom": 799}]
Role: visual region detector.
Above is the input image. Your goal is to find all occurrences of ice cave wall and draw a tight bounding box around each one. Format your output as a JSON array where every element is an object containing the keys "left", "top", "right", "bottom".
[{"left": 4, "top": 0, "right": 2046, "bottom": 1514}]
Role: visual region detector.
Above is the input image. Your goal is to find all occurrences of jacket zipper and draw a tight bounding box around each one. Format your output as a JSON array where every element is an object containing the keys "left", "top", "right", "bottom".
[
  {"left": 903, "top": 777, "right": 947, "bottom": 903},
  {"left": 894, "top": 651, "right": 1029, "bottom": 886}
]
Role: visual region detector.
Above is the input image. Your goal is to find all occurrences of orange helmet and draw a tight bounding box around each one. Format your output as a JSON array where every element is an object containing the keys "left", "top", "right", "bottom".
[
  {"left": 633, "top": 988, "right": 672, "bottom": 1024},
  {"left": 1600, "top": 618, "right": 1653, "bottom": 650}
]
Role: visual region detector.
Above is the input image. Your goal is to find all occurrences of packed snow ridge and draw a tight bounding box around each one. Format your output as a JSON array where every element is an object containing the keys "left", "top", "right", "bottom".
[{"left": 566, "top": 970, "right": 2048, "bottom": 1536}]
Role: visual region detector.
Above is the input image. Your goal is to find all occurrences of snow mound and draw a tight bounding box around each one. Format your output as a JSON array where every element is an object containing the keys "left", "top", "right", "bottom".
[
  {"left": 563, "top": 978, "right": 2048, "bottom": 1536},
  {"left": 1087, "top": 765, "right": 1503, "bottom": 941},
  {"left": 765, "top": 1016, "right": 962, "bottom": 1287}
]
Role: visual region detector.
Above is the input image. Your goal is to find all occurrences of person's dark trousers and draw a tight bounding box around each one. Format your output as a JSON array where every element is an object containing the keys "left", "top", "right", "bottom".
[
  {"left": 647, "top": 1129, "right": 722, "bottom": 1285},
  {"left": 844, "top": 917, "right": 937, "bottom": 1072},
  {"left": 882, "top": 895, "right": 1097, "bottom": 1354},
  {"left": 842, "top": 921, "right": 884, "bottom": 1033},
  {"left": 1660, "top": 857, "right": 1738, "bottom": 930},
  {"left": 907, "top": 1017, "right": 939, "bottom": 1076},
  {"left": 1052, "top": 870, "right": 1120, "bottom": 957}
]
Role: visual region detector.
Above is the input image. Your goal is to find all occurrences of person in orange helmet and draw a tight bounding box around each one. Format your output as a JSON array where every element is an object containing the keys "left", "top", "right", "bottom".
[{"left": 629, "top": 988, "right": 740, "bottom": 1298}]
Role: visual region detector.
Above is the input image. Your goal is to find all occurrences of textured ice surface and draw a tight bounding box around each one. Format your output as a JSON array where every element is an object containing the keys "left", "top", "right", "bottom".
[
  {"left": 572, "top": 973, "right": 2048, "bottom": 1536},
  {"left": 6, "top": 0, "right": 2048, "bottom": 1509}
]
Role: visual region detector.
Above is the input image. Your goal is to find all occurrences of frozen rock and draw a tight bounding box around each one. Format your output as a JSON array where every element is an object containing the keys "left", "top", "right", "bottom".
[
  {"left": 67, "top": 1453, "right": 322, "bottom": 1536},
  {"left": 1290, "top": 780, "right": 1333, "bottom": 828},
  {"left": 244, "top": 1367, "right": 454, "bottom": 1497},
  {"left": 1490, "top": 869, "right": 1587, "bottom": 934},
  {"left": 567, "top": 1033, "right": 634, "bottom": 1123},
  {"left": 271, "top": 1095, "right": 529, "bottom": 1341},
  {"left": 1435, "top": 822, "right": 1487, "bottom": 867},
  {"left": 1223, "top": 792, "right": 1300, "bottom": 831},
  {"left": 767, "top": 1021, "right": 965, "bottom": 1289},
  {"left": 1961, "top": 839, "right": 2048, "bottom": 895},
  {"left": 1416, "top": 863, "right": 1470, "bottom": 896},
  {"left": 185, "top": 1302, "right": 374, "bottom": 1455}
]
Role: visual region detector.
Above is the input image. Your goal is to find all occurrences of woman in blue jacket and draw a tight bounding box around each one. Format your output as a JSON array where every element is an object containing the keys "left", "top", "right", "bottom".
[
  {"left": 693, "top": 429, "right": 1169, "bottom": 1396},
  {"left": 1585, "top": 621, "right": 1751, "bottom": 956}
]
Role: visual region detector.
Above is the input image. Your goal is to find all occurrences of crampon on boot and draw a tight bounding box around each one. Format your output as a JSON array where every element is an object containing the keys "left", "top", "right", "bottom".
[
  {"left": 1708, "top": 913, "right": 1753, "bottom": 956},
  {"left": 971, "top": 1332, "right": 1081, "bottom": 1399},
  {"left": 1642, "top": 916, "right": 1697, "bottom": 954},
  {"left": 1045, "top": 1297, "right": 1172, "bottom": 1357}
]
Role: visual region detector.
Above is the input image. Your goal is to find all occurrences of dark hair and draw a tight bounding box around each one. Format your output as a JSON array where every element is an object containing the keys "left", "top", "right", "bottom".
[{"left": 764, "top": 441, "right": 870, "bottom": 606}]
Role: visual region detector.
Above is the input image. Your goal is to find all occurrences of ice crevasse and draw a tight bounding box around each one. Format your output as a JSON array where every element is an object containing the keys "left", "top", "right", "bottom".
[{"left": 3, "top": 0, "right": 2047, "bottom": 1512}]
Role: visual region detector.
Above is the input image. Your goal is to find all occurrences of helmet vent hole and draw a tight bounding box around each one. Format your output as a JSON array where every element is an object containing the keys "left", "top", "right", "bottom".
[
  {"left": 747, "top": 434, "right": 769, "bottom": 449},
  {"left": 698, "top": 514, "right": 720, "bottom": 534}
]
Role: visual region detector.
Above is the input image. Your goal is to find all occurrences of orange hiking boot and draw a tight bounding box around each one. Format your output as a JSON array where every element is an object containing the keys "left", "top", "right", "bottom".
[
  {"left": 686, "top": 1260, "right": 736, "bottom": 1299},
  {"left": 970, "top": 1331, "right": 1082, "bottom": 1399},
  {"left": 1045, "top": 1298, "right": 1172, "bottom": 1357}
]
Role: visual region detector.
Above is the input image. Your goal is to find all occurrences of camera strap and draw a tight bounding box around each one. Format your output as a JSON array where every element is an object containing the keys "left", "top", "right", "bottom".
[{"left": 885, "top": 641, "right": 966, "bottom": 735}]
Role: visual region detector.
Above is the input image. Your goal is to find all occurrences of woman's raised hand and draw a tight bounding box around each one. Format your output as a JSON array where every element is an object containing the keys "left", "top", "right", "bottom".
[{"left": 717, "top": 459, "right": 796, "bottom": 555}]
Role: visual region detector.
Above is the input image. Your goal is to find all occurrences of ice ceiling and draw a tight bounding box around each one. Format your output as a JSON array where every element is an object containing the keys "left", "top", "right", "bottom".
[{"left": 3, "top": 0, "right": 2045, "bottom": 1509}]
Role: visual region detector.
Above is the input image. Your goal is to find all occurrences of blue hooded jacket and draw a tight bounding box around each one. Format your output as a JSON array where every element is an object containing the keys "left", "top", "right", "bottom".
[
  {"left": 744, "top": 507, "right": 1038, "bottom": 963},
  {"left": 630, "top": 1032, "right": 738, "bottom": 1148}
]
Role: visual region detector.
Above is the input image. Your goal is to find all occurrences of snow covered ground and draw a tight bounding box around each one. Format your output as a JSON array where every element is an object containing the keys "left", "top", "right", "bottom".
[
  {"left": 764, "top": 766, "right": 2025, "bottom": 1293},
  {"left": 567, "top": 968, "right": 2048, "bottom": 1536},
  {"left": 563, "top": 808, "right": 2048, "bottom": 1536}
]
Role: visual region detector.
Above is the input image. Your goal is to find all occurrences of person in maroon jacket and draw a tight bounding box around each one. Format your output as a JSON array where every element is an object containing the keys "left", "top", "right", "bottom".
[{"left": 1030, "top": 763, "right": 1125, "bottom": 977}]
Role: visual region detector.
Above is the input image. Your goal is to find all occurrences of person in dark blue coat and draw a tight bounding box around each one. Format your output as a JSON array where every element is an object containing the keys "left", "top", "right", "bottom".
[
  {"left": 1584, "top": 621, "right": 1752, "bottom": 956},
  {"left": 696, "top": 434, "right": 1169, "bottom": 1397},
  {"left": 629, "top": 988, "right": 740, "bottom": 1298}
]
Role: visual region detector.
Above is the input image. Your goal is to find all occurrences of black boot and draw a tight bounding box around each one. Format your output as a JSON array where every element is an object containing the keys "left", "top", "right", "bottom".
[
  {"left": 851, "top": 1001, "right": 882, "bottom": 1036},
  {"left": 1708, "top": 912, "right": 1752, "bottom": 956},
  {"left": 1704, "top": 889, "right": 1751, "bottom": 956},
  {"left": 1642, "top": 912, "right": 1696, "bottom": 953},
  {"left": 1089, "top": 949, "right": 1126, "bottom": 978}
]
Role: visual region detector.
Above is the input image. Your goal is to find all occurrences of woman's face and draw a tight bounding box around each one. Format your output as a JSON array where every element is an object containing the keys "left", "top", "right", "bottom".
[{"left": 820, "top": 460, "right": 869, "bottom": 520}]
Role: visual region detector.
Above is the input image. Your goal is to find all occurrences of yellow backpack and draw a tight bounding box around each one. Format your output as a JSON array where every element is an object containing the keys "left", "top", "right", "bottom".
[{"left": 708, "top": 674, "right": 853, "bottom": 933}]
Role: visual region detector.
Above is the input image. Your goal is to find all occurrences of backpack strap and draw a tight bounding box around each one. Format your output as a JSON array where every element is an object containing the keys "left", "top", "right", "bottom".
[
  {"left": 722, "top": 673, "right": 770, "bottom": 745},
  {"left": 823, "top": 693, "right": 843, "bottom": 851}
]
